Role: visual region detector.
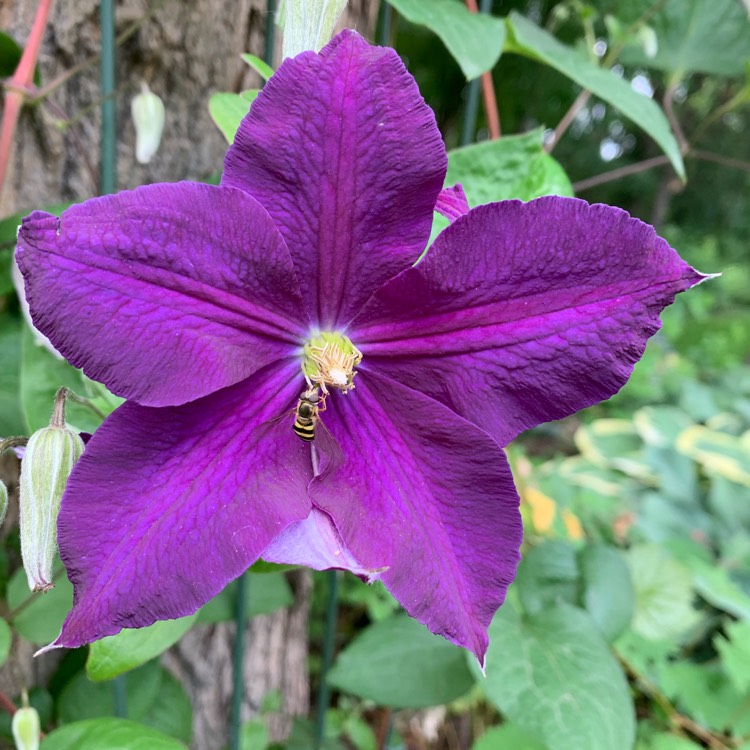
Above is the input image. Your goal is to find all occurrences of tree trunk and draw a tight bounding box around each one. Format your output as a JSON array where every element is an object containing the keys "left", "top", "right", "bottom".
[{"left": 0, "top": 0, "right": 379, "bottom": 747}]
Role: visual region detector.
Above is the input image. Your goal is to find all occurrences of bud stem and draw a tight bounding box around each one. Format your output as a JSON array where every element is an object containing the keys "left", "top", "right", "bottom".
[{"left": 51, "top": 387, "right": 107, "bottom": 427}]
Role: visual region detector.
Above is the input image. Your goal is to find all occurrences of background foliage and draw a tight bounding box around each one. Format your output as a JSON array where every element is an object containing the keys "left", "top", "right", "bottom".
[{"left": 1, "top": 0, "right": 749, "bottom": 748}]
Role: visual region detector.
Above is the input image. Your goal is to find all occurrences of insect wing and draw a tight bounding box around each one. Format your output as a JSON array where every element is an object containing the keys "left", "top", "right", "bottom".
[{"left": 311, "top": 417, "right": 344, "bottom": 479}]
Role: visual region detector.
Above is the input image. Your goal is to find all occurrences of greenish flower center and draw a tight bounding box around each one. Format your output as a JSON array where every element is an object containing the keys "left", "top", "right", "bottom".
[{"left": 302, "top": 332, "right": 362, "bottom": 394}]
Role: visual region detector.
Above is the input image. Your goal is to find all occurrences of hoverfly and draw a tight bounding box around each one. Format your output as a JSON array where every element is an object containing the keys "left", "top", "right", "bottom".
[
  {"left": 293, "top": 388, "right": 325, "bottom": 442},
  {"left": 253, "top": 387, "right": 343, "bottom": 477}
]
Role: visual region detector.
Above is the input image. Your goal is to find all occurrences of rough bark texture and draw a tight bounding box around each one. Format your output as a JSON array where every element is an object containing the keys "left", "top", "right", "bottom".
[{"left": 1, "top": 0, "right": 378, "bottom": 747}]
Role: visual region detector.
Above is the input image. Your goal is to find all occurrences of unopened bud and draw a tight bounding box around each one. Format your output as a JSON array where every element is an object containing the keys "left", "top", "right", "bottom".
[
  {"left": 20, "top": 419, "right": 84, "bottom": 592},
  {"left": 131, "top": 83, "right": 165, "bottom": 164},
  {"left": 280, "top": 0, "right": 347, "bottom": 59},
  {"left": 12, "top": 705, "right": 40, "bottom": 750},
  {"left": 0, "top": 480, "right": 8, "bottom": 526}
]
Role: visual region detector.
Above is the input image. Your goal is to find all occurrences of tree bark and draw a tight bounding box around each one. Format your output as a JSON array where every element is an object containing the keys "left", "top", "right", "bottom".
[{"left": 1, "top": 0, "right": 379, "bottom": 747}]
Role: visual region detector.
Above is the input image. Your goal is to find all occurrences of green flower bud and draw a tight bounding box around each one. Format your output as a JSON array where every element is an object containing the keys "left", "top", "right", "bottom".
[
  {"left": 131, "top": 83, "right": 165, "bottom": 164},
  {"left": 0, "top": 480, "right": 7, "bottom": 527},
  {"left": 12, "top": 705, "right": 40, "bottom": 750},
  {"left": 20, "top": 424, "right": 84, "bottom": 592},
  {"left": 279, "top": 0, "right": 347, "bottom": 59}
]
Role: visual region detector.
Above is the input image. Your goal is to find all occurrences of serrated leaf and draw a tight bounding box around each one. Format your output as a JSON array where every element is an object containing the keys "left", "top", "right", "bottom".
[
  {"left": 506, "top": 12, "right": 684, "bottom": 178},
  {"left": 241, "top": 53, "right": 273, "bottom": 81},
  {"left": 7, "top": 566, "right": 73, "bottom": 644},
  {"left": 87, "top": 614, "right": 199, "bottom": 681},
  {"left": 478, "top": 603, "right": 635, "bottom": 750},
  {"left": 619, "top": 0, "right": 750, "bottom": 78},
  {"left": 386, "top": 0, "right": 505, "bottom": 80},
  {"left": 40, "top": 718, "right": 187, "bottom": 750},
  {"left": 208, "top": 92, "right": 252, "bottom": 144},
  {"left": 580, "top": 545, "right": 634, "bottom": 642},
  {"left": 328, "top": 613, "right": 475, "bottom": 708},
  {"left": 627, "top": 545, "right": 698, "bottom": 640},
  {"left": 446, "top": 129, "right": 573, "bottom": 206}
]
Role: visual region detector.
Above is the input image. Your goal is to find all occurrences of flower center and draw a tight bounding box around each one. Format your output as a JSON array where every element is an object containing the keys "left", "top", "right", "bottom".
[{"left": 302, "top": 332, "right": 362, "bottom": 394}]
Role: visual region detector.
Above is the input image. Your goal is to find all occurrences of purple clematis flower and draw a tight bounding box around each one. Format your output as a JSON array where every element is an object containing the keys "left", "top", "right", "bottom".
[{"left": 17, "top": 30, "right": 704, "bottom": 662}]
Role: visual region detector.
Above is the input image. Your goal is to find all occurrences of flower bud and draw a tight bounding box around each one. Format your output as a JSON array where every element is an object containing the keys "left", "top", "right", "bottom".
[
  {"left": 20, "top": 424, "right": 84, "bottom": 592},
  {"left": 280, "top": 0, "right": 347, "bottom": 59},
  {"left": 12, "top": 705, "right": 40, "bottom": 750},
  {"left": 131, "top": 83, "right": 165, "bottom": 164},
  {"left": 0, "top": 480, "right": 8, "bottom": 527}
]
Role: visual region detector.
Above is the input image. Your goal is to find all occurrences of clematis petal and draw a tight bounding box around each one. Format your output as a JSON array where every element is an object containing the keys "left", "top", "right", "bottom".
[
  {"left": 48, "top": 361, "right": 312, "bottom": 649},
  {"left": 435, "top": 184, "right": 470, "bottom": 223},
  {"left": 16, "top": 183, "right": 306, "bottom": 408},
  {"left": 262, "top": 507, "right": 385, "bottom": 579},
  {"left": 309, "top": 372, "right": 522, "bottom": 662},
  {"left": 222, "top": 29, "right": 446, "bottom": 329},
  {"left": 351, "top": 197, "right": 707, "bottom": 446}
]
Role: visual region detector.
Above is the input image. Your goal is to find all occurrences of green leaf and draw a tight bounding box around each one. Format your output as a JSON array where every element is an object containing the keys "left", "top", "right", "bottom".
[
  {"left": 58, "top": 662, "right": 191, "bottom": 743},
  {"left": 515, "top": 539, "right": 579, "bottom": 616},
  {"left": 677, "top": 425, "right": 750, "bottom": 486},
  {"left": 627, "top": 545, "right": 698, "bottom": 640},
  {"left": 86, "top": 614, "right": 199, "bottom": 681},
  {"left": 714, "top": 620, "right": 750, "bottom": 693},
  {"left": 197, "top": 572, "right": 293, "bottom": 624},
  {"left": 328, "top": 613, "right": 475, "bottom": 708},
  {"left": 240, "top": 719, "right": 269, "bottom": 750},
  {"left": 208, "top": 92, "right": 253, "bottom": 144},
  {"left": 579, "top": 545, "right": 635, "bottom": 642},
  {"left": 7, "top": 566, "right": 73, "bottom": 644},
  {"left": 40, "top": 718, "right": 187, "bottom": 750},
  {"left": 0, "top": 30, "right": 41, "bottom": 84},
  {"left": 20, "top": 326, "right": 103, "bottom": 434},
  {"left": 619, "top": 0, "right": 750, "bottom": 79},
  {"left": 0, "top": 312, "right": 26, "bottom": 435},
  {"left": 0, "top": 618, "right": 11, "bottom": 667},
  {"left": 472, "top": 723, "right": 548, "bottom": 750},
  {"left": 241, "top": 53, "right": 274, "bottom": 81},
  {"left": 645, "top": 734, "right": 703, "bottom": 750},
  {"left": 506, "top": 12, "right": 685, "bottom": 178},
  {"left": 686, "top": 556, "right": 750, "bottom": 620},
  {"left": 478, "top": 603, "right": 635, "bottom": 750},
  {"left": 386, "top": 0, "right": 505, "bottom": 80},
  {"left": 446, "top": 129, "right": 573, "bottom": 206}
]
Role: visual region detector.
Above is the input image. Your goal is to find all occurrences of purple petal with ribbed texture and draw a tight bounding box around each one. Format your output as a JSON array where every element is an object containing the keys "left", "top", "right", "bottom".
[
  {"left": 351, "top": 197, "right": 707, "bottom": 447},
  {"left": 16, "top": 183, "right": 306, "bottom": 408},
  {"left": 435, "top": 184, "right": 470, "bottom": 222},
  {"left": 309, "top": 372, "right": 522, "bottom": 662},
  {"left": 51, "top": 361, "right": 312, "bottom": 649},
  {"left": 262, "top": 507, "right": 385, "bottom": 579},
  {"left": 222, "top": 30, "right": 447, "bottom": 329}
]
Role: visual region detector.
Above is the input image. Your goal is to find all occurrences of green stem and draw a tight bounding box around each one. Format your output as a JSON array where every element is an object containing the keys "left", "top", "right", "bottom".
[
  {"left": 100, "top": 0, "right": 116, "bottom": 195},
  {"left": 113, "top": 675, "right": 128, "bottom": 718},
  {"left": 376, "top": 1, "right": 393, "bottom": 47},
  {"left": 264, "top": 0, "right": 277, "bottom": 66},
  {"left": 230, "top": 572, "right": 248, "bottom": 750},
  {"left": 314, "top": 570, "right": 339, "bottom": 750}
]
